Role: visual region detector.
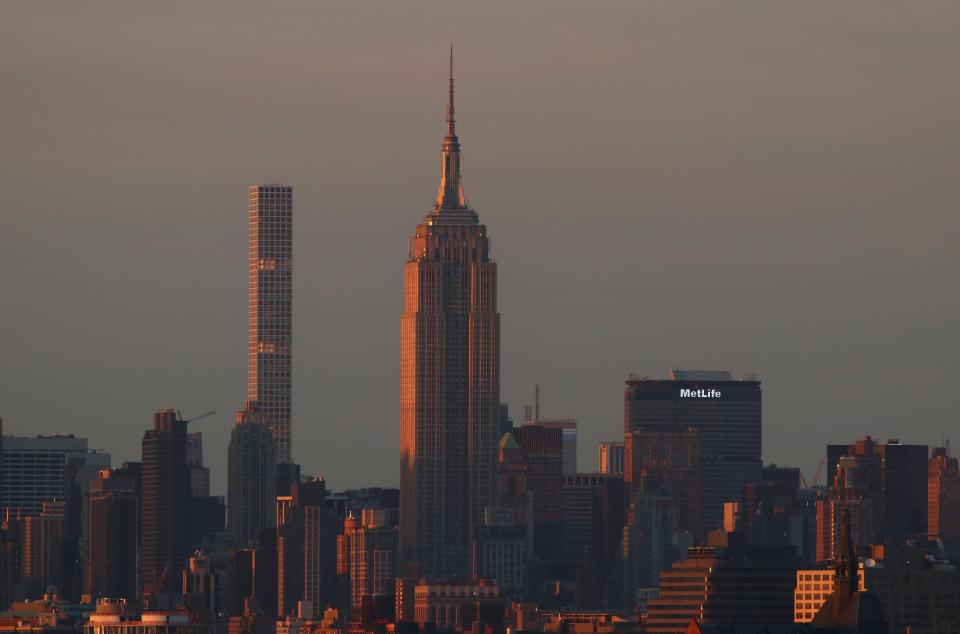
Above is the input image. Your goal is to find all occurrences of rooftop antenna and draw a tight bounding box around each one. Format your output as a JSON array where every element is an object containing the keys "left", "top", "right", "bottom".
[
  {"left": 535, "top": 384, "right": 540, "bottom": 421},
  {"left": 446, "top": 42, "right": 455, "bottom": 136}
]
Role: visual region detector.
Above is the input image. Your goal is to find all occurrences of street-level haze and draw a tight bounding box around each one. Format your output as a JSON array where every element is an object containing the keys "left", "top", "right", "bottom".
[{"left": 1, "top": 2, "right": 958, "bottom": 494}]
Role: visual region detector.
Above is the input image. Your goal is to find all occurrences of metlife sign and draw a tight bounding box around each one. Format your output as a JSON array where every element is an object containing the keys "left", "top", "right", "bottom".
[{"left": 679, "top": 388, "right": 722, "bottom": 399}]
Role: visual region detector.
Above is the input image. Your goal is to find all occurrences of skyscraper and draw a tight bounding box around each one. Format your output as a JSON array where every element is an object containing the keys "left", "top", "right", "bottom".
[
  {"left": 881, "top": 440, "right": 928, "bottom": 540},
  {"left": 625, "top": 370, "right": 761, "bottom": 534},
  {"left": 1, "top": 433, "right": 110, "bottom": 517},
  {"left": 228, "top": 401, "right": 277, "bottom": 548},
  {"left": 22, "top": 500, "right": 66, "bottom": 598},
  {"left": 277, "top": 478, "right": 337, "bottom": 617},
  {"left": 141, "top": 409, "right": 191, "bottom": 601},
  {"left": 399, "top": 51, "right": 500, "bottom": 581},
  {"left": 87, "top": 469, "right": 137, "bottom": 601},
  {"left": 248, "top": 184, "right": 293, "bottom": 463},
  {"left": 536, "top": 418, "right": 577, "bottom": 476},
  {"left": 187, "top": 432, "right": 210, "bottom": 498},
  {"left": 512, "top": 423, "right": 563, "bottom": 563},
  {"left": 343, "top": 509, "right": 398, "bottom": 615},
  {"left": 928, "top": 447, "right": 960, "bottom": 548},
  {"left": 597, "top": 441, "right": 625, "bottom": 475}
]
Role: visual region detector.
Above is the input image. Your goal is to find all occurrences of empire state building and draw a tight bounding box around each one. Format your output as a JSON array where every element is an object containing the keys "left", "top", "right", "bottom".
[{"left": 400, "top": 52, "right": 500, "bottom": 580}]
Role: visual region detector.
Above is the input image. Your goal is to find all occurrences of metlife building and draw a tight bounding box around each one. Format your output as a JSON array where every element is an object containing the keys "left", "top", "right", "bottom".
[{"left": 625, "top": 369, "right": 761, "bottom": 535}]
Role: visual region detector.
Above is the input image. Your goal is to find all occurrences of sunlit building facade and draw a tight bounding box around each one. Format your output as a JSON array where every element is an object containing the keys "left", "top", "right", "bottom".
[{"left": 400, "top": 53, "right": 500, "bottom": 581}]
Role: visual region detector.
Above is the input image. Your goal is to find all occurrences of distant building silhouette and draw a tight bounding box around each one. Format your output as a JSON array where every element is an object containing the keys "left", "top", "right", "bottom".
[
  {"left": 1, "top": 434, "right": 109, "bottom": 518},
  {"left": 647, "top": 538, "right": 797, "bottom": 633},
  {"left": 277, "top": 478, "right": 337, "bottom": 617},
  {"left": 512, "top": 423, "right": 563, "bottom": 565},
  {"left": 140, "top": 409, "right": 190, "bottom": 602},
  {"left": 535, "top": 419, "right": 578, "bottom": 476},
  {"left": 339, "top": 509, "right": 398, "bottom": 616},
  {"left": 228, "top": 401, "right": 277, "bottom": 549},
  {"left": 22, "top": 500, "right": 66, "bottom": 598},
  {"left": 597, "top": 441, "right": 624, "bottom": 475},
  {"left": 929, "top": 446, "right": 960, "bottom": 548},
  {"left": 87, "top": 469, "right": 137, "bottom": 600}
]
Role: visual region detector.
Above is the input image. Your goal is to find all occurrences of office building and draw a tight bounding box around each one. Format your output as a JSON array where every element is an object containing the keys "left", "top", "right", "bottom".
[
  {"left": 140, "top": 409, "right": 191, "bottom": 600},
  {"left": 741, "top": 466, "right": 811, "bottom": 558},
  {"left": 84, "top": 599, "right": 221, "bottom": 634},
  {"left": 815, "top": 493, "right": 876, "bottom": 565},
  {"left": 22, "top": 501, "right": 66, "bottom": 598},
  {"left": 645, "top": 543, "right": 797, "bottom": 634},
  {"left": 536, "top": 419, "right": 577, "bottom": 476},
  {"left": 412, "top": 579, "right": 501, "bottom": 631},
  {"left": 928, "top": 447, "right": 960, "bottom": 549},
  {"left": 794, "top": 569, "right": 866, "bottom": 623},
  {"left": 227, "top": 598, "right": 273, "bottom": 634},
  {"left": 473, "top": 507, "right": 529, "bottom": 599},
  {"left": 253, "top": 529, "right": 277, "bottom": 619},
  {"left": 497, "top": 433, "right": 532, "bottom": 534},
  {"left": 597, "top": 442, "right": 624, "bottom": 475},
  {"left": 512, "top": 423, "right": 563, "bottom": 563},
  {"left": 622, "top": 489, "right": 678, "bottom": 613},
  {"left": 182, "top": 552, "right": 217, "bottom": 618},
  {"left": 399, "top": 52, "right": 500, "bottom": 581},
  {"left": 558, "top": 473, "right": 624, "bottom": 609},
  {"left": 1, "top": 509, "right": 23, "bottom": 611},
  {"left": 881, "top": 440, "right": 929, "bottom": 540},
  {"left": 341, "top": 509, "right": 398, "bottom": 615},
  {"left": 625, "top": 370, "right": 761, "bottom": 535},
  {"left": 819, "top": 436, "right": 929, "bottom": 549},
  {"left": 186, "top": 433, "right": 210, "bottom": 498},
  {"left": 228, "top": 402, "right": 277, "bottom": 549},
  {"left": 226, "top": 549, "right": 254, "bottom": 617},
  {"left": 1, "top": 434, "right": 109, "bottom": 518},
  {"left": 248, "top": 183, "right": 293, "bottom": 464},
  {"left": 0, "top": 418, "right": 3, "bottom": 517},
  {"left": 87, "top": 469, "right": 137, "bottom": 601},
  {"left": 560, "top": 473, "right": 623, "bottom": 565},
  {"left": 624, "top": 426, "right": 699, "bottom": 535},
  {"left": 277, "top": 479, "right": 337, "bottom": 617}
]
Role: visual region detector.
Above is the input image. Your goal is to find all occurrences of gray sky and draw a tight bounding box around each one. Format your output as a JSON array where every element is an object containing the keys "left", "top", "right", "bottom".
[{"left": 2, "top": 2, "right": 959, "bottom": 494}]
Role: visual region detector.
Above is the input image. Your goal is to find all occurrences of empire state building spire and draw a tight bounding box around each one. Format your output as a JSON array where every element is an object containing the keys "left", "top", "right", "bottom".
[
  {"left": 402, "top": 49, "right": 500, "bottom": 581},
  {"left": 435, "top": 45, "right": 467, "bottom": 210}
]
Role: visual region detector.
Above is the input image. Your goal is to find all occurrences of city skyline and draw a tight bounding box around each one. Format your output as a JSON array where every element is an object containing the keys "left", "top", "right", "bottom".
[
  {"left": 2, "top": 8, "right": 960, "bottom": 629},
  {"left": 2, "top": 3, "right": 959, "bottom": 494}
]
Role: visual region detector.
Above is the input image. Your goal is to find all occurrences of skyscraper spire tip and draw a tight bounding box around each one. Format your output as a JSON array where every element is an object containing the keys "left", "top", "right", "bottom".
[{"left": 447, "top": 43, "right": 455, "bottom": 136}]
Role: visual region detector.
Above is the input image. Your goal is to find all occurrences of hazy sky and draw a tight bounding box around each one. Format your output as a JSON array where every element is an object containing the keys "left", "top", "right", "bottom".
[{"left": 2, "top": 2, "right": 959, "bottom": 494}]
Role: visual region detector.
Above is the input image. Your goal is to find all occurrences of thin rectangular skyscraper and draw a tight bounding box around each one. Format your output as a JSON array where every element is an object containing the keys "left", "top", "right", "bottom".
[{"left": 248, "top": 184, "right": 293, "bottom": 463}]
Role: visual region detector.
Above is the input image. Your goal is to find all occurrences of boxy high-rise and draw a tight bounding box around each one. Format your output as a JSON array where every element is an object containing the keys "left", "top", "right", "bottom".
[{"left": 625, "top": 370, "right": 762, "bottom": 536}]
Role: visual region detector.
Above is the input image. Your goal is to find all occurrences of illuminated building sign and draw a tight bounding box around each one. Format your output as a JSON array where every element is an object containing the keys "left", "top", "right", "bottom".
[{"left": 679, "top": 388, "right": 722, "bottom": 399}]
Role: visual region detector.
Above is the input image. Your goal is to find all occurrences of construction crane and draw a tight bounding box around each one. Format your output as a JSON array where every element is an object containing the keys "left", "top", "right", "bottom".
[
  {"left": 142, "top": 561, "right": 172, "bottom": 610},
  {"left": 812, "top": 454, "right": 827, "bottom": 487},
  {"left": 177, "top": 410, "right": 216, "bottom": 424},
  {"left": 800, "top": 454, "right": 828, "bottom": 489}
]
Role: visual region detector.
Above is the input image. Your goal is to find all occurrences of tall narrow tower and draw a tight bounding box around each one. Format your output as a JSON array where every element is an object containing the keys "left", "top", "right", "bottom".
[
  {"left": 400, "top": 50, "right": 500, "bottom": 580},
  {"left": 141, "top": 409, "right": 190, "bottom": 599},
  {"left": 248, "top": 184, "right": 293, "bottom": 463}
]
